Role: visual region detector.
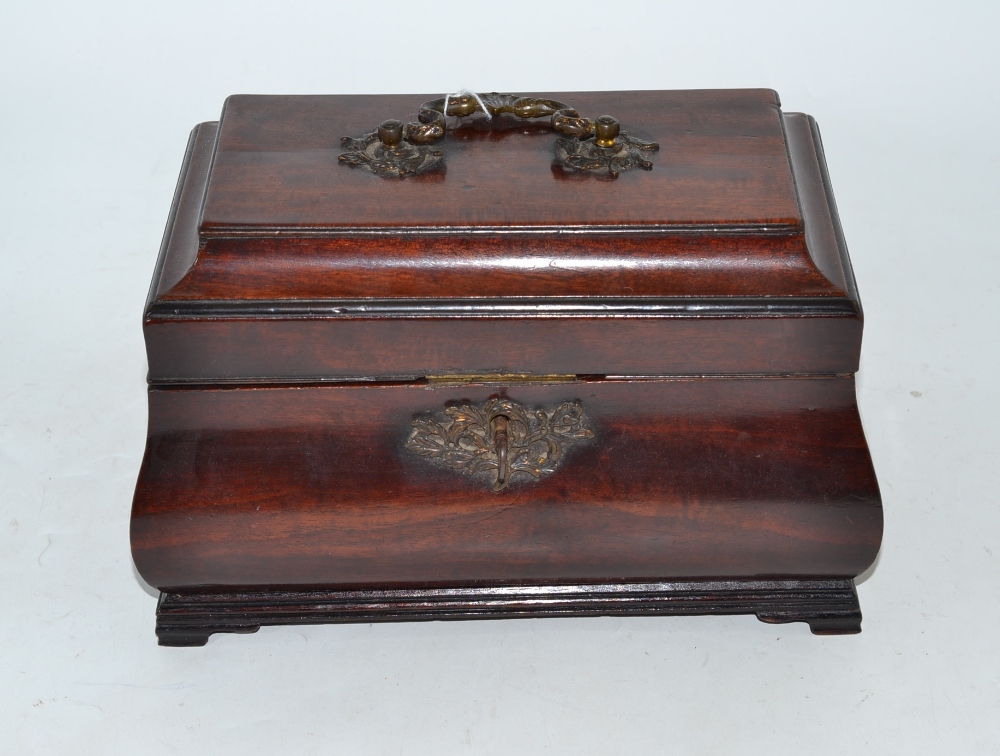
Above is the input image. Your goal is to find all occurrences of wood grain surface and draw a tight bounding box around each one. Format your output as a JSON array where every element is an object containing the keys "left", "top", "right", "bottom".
[
  {"left": 132, "top": 93, "right": 882, "bottom": 631},
  {"left": 200, "top": 90, "right": 800, "bottom": 230},
  {"left": 148, "top": 94, "right": 851, "bottom": 303},
  {"left": 131, "top": 377, "right": 882, "bottom": 589},
  {"left": 143, "top": 314, "right": 863, "bottom": 382},
  {"left": 142, "top": 98, "right": 860, "bottom": 382}
]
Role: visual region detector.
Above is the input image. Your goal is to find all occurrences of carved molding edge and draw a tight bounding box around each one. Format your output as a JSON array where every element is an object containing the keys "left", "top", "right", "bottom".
[
  {"left": 155, "top": 579, "right": 864, "bottom": 645},
  {"left": 405, "top": 397, "right": 594, "bottom": 492}
]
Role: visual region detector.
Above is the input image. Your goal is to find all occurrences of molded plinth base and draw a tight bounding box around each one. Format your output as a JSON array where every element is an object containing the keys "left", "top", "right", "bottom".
[{"left": 154, "top": 578, "right": 863, "bottom": 646}]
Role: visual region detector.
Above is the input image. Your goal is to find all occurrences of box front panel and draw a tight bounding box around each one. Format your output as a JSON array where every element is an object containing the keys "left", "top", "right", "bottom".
[{"left": 131, "top": 377, "right": 882, "bottom": 590}]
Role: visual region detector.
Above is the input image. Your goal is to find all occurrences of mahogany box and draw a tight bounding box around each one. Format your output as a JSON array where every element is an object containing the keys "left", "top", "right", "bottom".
[{"left": 131, "top": 89, "right": 882, "bottom": 645}]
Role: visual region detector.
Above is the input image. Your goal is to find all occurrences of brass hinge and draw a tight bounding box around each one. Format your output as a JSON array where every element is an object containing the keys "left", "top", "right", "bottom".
[{"left": 424, "top": 372, "right": 579, "bottom": 386}]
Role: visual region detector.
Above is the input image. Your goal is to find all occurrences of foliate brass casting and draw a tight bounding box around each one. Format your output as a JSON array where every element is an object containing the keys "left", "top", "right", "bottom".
[
  {"left": 338, "top": 119, "right": 444, "bottom": 178},
  {"left": 556, "top": 115, "right": 660, "bottom": 178},
  {"left": 339, "top": 93, "right": 659, "bottom": 179},
  {"left": 405, "top": 398, "right": 594, "bottom": 492}
]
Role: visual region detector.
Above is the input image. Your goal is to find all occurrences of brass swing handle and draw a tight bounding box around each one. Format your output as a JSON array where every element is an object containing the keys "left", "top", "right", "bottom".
[
  {"left": 339, "top": 92, "right": 659, "bottom": 179},
  {"left": 406, "top": 93, "right": 623, "bottom": 146}
]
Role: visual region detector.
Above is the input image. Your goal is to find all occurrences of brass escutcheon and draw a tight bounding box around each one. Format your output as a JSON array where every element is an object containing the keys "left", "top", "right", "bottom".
[{"left": 405, "top": 397, "right": 594, "bottom": 492}]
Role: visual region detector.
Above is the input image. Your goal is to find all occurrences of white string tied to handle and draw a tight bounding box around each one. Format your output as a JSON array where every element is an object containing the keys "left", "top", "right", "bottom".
[{"left": 442, "top": 89, "right": 493, "bottom": 128}]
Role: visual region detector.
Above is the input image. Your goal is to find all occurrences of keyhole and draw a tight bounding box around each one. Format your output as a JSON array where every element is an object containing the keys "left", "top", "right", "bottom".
[{"left": 491, "top": 415, "right": 510, "bottom": 491}]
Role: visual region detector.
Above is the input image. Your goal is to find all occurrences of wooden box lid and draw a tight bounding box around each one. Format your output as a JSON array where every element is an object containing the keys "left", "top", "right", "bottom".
[{"left": 145, "top": 89, "right": 863, "bottom": 382}]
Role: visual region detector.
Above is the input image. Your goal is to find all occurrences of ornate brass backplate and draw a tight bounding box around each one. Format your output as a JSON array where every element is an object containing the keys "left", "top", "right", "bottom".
[
  {"left": 555, "top": 132, "right": 659, "bottom": 179},
  {"left": 339, "top": 92, "right": 659, "bottom": 179},
  {"left": 405, "top": 398, "right": 594, "bottom": 492},
  {"left": 338, "top": 123, "right": 443, "bottom": 178}
]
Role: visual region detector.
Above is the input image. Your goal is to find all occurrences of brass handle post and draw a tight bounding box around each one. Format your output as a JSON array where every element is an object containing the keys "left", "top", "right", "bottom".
[
  {"left": 377, "top": 119, "right": 404, "bottom": 149},
  {"left": 594, "top": 115, "right": 620, "bottom": 147}
]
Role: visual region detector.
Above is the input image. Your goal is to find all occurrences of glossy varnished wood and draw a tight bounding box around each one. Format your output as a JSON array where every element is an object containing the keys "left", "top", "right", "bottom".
[
  {"left": 133, "top": 91, "right": 882, "bottom": 642},
  {"left": 143, "top": 314, "right": 862, "bottom": 382},
  {"left": 143, "top": 100, "right": 861, "bottom": 382},
  {"left": 149, "top": 96, "right": 851, "bottom": 303},
  {"left": 201, "top": 90, "right": 801, "bottom": 231},
  {"left": 155, "top": 579, "right": 864, "bottom": 646},
  {"left": 161, "top": 232, "right": 842, "bottom": 301},
  {"left": 131, "top": 378, "right": 881, "bottom": 589}
]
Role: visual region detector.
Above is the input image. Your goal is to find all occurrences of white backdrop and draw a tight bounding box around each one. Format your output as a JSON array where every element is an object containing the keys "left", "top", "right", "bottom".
[{"left": 2, "top": 1, "right": 999, "bottom": 753}]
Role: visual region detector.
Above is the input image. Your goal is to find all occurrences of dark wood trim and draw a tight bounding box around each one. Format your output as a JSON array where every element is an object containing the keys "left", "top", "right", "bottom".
[
  {"left": 155, "top": 578, "right": 863, "bottom": 646},
  {"left": 146, "top": 295, "right": 859, "bottom": 321},
  {"left": 198, "top": 223, "right": 805, "bottom": 239},
  {"left": 145, "top": 373, "right": 853, "bottom": 389}
]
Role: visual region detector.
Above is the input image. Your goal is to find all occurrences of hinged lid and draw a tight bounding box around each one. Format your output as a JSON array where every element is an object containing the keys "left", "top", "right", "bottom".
[{"left": 144, "top": 89, "right": 863, "bottom": 382}]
